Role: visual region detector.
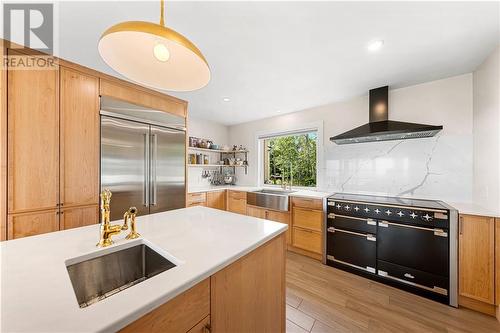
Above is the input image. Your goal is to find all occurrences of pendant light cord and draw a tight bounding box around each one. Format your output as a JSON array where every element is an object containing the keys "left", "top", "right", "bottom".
[{"left": 160, "top": 0, "right": 165, "bottom": 26}]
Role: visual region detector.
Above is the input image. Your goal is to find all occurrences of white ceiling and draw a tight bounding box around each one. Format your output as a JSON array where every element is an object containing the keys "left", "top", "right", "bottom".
[{"left": 55, "top": 1, "right": 499, "bottom": 125}]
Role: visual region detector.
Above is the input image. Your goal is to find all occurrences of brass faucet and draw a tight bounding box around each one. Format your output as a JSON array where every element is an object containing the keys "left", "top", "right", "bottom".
[
  {"left": 122, "top": 207, "right": 140, "bottom": 240},
  {"left": 97, "top": 189, "right": 123, "bottom": 248}
]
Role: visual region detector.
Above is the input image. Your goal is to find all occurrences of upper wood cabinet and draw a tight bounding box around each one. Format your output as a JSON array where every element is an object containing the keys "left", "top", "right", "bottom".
[
  {"left": 100, "top": 79, "right": 187, "bottom": 118},
  {"left": 459, "top": 214, "right": 495, "bottom": 304},
  {"left": 207, "top": 190, "right": 226, "bottom": 210},
  {"left": 7, "top": 50, "right": 59, "bottom": 213},
  {"left": 60, "top": 67, "right": 99, "bottom": 208}
]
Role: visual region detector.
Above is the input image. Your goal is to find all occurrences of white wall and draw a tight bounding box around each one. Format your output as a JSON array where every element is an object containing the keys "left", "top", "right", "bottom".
[
  {"left": 473, "top": 46, "right": 500, "bottom": 212},
  {"left": 187, "top": 117, "right": 230, "bottom": 188},
  {"left": 229, "top": 74, "right": 474, "bottom": 203}
]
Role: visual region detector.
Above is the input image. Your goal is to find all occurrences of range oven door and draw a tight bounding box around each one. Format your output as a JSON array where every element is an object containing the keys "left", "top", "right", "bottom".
[
  {"left": 327, "top": 227, "right": 376, "bottom": 274},
  {"left": 377, "top": 220, "right": 449, "bottom": 294}
]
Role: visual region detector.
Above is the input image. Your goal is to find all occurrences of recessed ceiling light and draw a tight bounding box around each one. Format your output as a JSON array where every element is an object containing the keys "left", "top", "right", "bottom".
[
  {"left": 367, "top": 39, "right": 384, "bottom": 52},
  {"left": 276, "top": 110, "right": 281, "bottom": 113},
  {"left": 223, "top": 97, "right": 230, "bottom": 102}
]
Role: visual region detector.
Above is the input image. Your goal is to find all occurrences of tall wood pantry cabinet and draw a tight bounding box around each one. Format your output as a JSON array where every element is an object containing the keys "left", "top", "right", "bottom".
[{"left": 6, "top": 50, "right": 100, "bottom": 239}]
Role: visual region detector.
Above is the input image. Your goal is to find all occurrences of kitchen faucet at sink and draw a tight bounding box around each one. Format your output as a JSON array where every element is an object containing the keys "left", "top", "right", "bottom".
[{"left": 97, "top": 189, "right": 141, "bottom": 247}]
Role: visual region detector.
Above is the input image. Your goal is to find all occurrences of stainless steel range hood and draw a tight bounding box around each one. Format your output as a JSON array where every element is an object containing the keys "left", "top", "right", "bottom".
[{"left": 330, "top": 86, "right": 443, "bottom": 144}]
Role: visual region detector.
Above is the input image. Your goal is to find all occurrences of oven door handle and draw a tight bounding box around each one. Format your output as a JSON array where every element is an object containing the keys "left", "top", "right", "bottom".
[
  {"left": 327, "top": 227, "right": 376, "bottom": 241},
  {"left": 328, "top": 213, "right": 377, "bottom": 226},
  {"left": 378, "top": 220, "right": 448, "bottom": 237}
]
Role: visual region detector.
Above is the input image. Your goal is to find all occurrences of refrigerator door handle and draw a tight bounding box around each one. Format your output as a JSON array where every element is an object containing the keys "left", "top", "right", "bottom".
[
  {"left": 152, "top": 133, "right": 158, "bottom": 206},
  {"left": 144, "top": 133, "right": 150, "bottom": 207}
]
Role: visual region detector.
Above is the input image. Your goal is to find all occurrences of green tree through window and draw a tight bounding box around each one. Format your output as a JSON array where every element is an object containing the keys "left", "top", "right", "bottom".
[{"left": 263, "top": 132, "right": 317, "bottom": 187}]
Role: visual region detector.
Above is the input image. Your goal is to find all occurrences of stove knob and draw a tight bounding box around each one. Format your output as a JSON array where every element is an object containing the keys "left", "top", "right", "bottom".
[
  {"left": 397, "top": 211, "right": 405, "bottom": 217},
  {"left": 410, "top": 212, "right": 418, "bottom": 219},
  {"left": 354, "top": 206, "right": 360, "bottom": 212},
  {"left": 364, "top": 207, "right": 370, "bottom": 213},
  {"left": 374, "top": 209, "right": 381, "bottom": 214},
  {"left": 344, "top": 205, "right": 351, "bottom": 211},
  {"left": 336, "top": 204, "right": 342, "bottom": 209},
  {"left": 385, "top": 209, "right": 392, "bottom": 216}
]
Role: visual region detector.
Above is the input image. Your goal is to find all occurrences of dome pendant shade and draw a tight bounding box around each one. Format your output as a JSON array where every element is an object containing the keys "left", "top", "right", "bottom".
[{"left": 98, "top": 20, "right": 210, "bottom": 91}]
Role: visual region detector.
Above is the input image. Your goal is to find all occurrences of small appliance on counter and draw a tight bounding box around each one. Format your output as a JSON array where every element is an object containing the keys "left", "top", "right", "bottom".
[{"left": 325, "top": 193, "right": 458, "bottom": 306}]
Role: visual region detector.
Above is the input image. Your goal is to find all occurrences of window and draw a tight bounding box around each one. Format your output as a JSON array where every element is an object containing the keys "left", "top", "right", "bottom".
[{"left": 263, "top": 131, "right": 317, "bottom": 187}]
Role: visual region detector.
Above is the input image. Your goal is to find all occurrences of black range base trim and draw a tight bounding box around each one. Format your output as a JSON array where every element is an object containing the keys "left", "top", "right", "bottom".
[{"left": 327, "top": 259, "right": 449, "bottom": 305}]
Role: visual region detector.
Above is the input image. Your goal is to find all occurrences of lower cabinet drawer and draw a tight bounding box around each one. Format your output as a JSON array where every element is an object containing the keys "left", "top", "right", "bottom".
[
  {"left": 326, "top": 228, "right": 376, "bottom": 273},
  {"left": 293, "top": 227, "right": 322, "bottom": 254},
  {"left": 188, "top": 192, "right": 207, "bottom": 204},
  {"left": 293, "top": 207, "right": 323, "bottom": 232},
  {"left": 120, "top": 278, "right": 210, "bottom": 333},
  {"left": 377, "top": 260, "right": 448, "bottom": 295}
]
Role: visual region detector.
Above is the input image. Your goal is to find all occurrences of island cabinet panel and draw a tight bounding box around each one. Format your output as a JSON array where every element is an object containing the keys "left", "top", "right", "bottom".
[
  {"left": 100, "top": 79, "right": 187, "bottom": 118},
  {"left": 7, "top": 50, "right": 59, "bottom": 213},
  {"left": 60, "top": 67, "right": 99, "bottom": 208},
  {"left": 120, "top": 278, "right": 210, "bottom": 333},
  {"left": 187, "top": 192, "right": 207, "bottom": 207},
  {"left": 7, "top": 209, "right": 59, "bottom": 239},
  {"left": 210, "top": 233, "right": 286, "bottom": 333},
  {"left": 226, "top": 190, "right": 247, "bottom": 215},
  {"left": 207, "top": 190, "right": 226, "bottom": 210},
  {"left": 459, "top": 214, "right": 495, "bottom": 307},
  {"left": 60, "top": 205, "right": 98, "bottom": 230}
]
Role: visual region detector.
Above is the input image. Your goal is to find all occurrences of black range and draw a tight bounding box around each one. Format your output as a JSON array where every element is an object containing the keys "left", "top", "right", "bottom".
[{"left": 325, "top": 193, "right": 458, "bottom": 306}]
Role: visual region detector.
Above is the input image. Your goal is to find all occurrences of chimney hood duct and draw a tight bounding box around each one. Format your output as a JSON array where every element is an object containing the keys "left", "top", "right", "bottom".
[{"left": 330, "top": 86, "right": 443, "bottom": 145}]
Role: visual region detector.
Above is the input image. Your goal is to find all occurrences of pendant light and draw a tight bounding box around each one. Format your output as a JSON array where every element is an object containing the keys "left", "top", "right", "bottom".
[{"left": 98, "top": 0, "right": 210, "bottom": 91}]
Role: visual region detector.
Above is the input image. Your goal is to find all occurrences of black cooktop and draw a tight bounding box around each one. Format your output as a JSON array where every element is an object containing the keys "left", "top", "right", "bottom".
[{"left": 329, "top": 193, "right": 449, "bottom": 210}]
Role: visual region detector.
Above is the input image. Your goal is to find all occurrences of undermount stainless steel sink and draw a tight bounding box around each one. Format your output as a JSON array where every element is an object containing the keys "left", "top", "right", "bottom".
[
  {"left": 66, "top": 242, "right": 176, "bottom": 308},
  {"left": 247, "top": 189, "right": 296, "bottom": 211}
]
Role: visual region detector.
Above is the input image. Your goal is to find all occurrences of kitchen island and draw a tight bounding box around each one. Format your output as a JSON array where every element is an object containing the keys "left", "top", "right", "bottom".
[{"left": 0, "top": 207, "right": 287, "bottom": 332}]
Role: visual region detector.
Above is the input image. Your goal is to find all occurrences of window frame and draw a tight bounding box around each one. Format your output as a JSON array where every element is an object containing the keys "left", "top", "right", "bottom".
[{"left": 256, "top": 122, "right": 323, "bottom": 190}]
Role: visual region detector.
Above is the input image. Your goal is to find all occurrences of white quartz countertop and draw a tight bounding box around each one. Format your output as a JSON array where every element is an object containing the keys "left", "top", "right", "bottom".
[
  {"left": 0, "top": 207, "right": 287, "bottom": 333},
  {"left": 188, "top": 186, "right": 331, "bottom": 199},
  {"left": 447, "top": 202, "right": 500, "bottom": 218}
]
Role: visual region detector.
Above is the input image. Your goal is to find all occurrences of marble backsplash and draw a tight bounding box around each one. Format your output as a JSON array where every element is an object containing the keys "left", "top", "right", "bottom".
[{"left": 323, "top": 134, "right": 473, "bottom": 203}]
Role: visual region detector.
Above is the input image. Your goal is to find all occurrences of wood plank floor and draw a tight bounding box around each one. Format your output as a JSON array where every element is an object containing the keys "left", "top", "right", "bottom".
[{"left": 285, "top": 252, "right": 500, "bottom": 333}]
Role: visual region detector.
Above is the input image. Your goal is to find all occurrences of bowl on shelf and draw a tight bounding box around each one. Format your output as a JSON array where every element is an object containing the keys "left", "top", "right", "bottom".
[{"left": 211, "top": 144, "right": 221, "bottom": 150}]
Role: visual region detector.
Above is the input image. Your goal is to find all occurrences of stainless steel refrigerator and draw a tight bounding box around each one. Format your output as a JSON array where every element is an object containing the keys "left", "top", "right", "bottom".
[{"left": 100, "top": 96, "right": 186, "bottom": 221}]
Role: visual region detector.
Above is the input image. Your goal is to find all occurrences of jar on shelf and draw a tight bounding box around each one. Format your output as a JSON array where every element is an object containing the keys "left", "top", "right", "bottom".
[
  {"left": 189, "top": 154, "right": 196, "bottom": 164},
  {"left": 204, "top": 155, "right": 209, "bottom": 164}
]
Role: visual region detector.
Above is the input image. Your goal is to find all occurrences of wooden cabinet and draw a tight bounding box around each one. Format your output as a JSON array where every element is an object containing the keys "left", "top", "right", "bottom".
[
  {"left": 227, "top": 190, "right": 247, "bottom": 214},
  {"left": 246, "top": 205, "right": 267, "bottom": 219},
  {"left": 60, "top": 67, "right": 99, "bottom": 208},
  {"left": 187, "top": 192, "right": 207, "bottom": 207},
  {"left": 292, "top": 207, "right": 322, "bottom": 232},
  {"left": 246, "top": 205, "right": 291, "bottom": 244},
  {"left": 207, "top": 190, "right": 226, "bottom": 210},
  {"left": 7, "top": 50, "right": 59, "bottom": 213},
  {"left": 459, "top": 214, "right": 495, "bottom": 305},
  {"left": 122, "top": 234, "right": 285, "bottom": 333},
  {"left": 290, "top": 197, "right": 324, "bottom": 259},
  {"left": 7, "top": 210, "right": 59, "bottom": 239},
  {"left": 100, "top": 79, "right": 187, "bottom": 118},
  {"left": 61, "top": 205, "right": 98, "bottom": 230},
  {"left": 267, "top": 210, "right": 291, "bottom": 245},
  {"left": 211, "top": 233, "right": 285, "bottom": 333},
  {"left": 292, "top": 228, "right": 322, "bottom": 254},
  {"left": 120, "top": 279, "right": 210, "bottom": 333}
]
